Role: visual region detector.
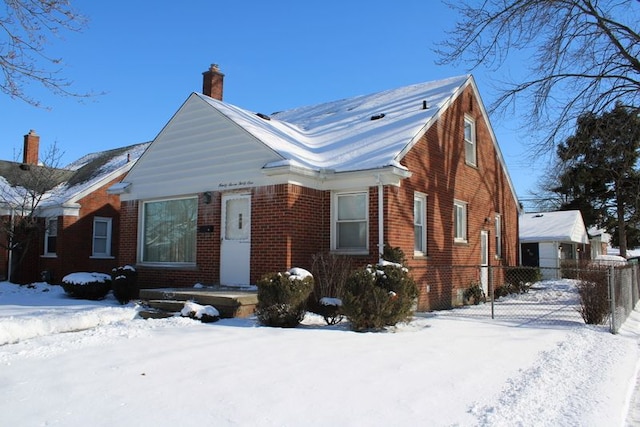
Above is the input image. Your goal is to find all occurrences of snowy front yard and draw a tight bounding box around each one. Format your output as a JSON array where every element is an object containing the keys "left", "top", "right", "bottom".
[{"left": 0, "top": 279, "right": 639, "bottom": 426}]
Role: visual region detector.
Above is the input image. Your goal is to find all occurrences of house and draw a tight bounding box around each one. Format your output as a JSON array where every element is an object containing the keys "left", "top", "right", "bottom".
[
  {"left": 111, "top": 65, "right": 521, "bottom": 311},
  {"left": 519, "top": 210, "right": 589, "bottom": 279},
  {"left": 0, "top": 130, "right": 149, "bottom": 283}
]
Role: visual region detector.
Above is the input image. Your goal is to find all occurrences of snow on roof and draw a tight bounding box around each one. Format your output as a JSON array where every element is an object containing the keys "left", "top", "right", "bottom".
[
  {"left": 519, "top": 210, "right": 589, "bottom": 244},
  {"left": 196, "top": 75, "right": 470, "bottom": 172}
]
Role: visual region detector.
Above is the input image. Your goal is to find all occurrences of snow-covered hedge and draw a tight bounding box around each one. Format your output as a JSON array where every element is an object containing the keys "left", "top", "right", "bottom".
[
  {"left": 341, "top": 260, "right": 418, "bottom": 332},
  {"left": 61, "top": 272, "right": 112, "bottom": 300},
  {"left": 256, "top": 268, "right": 314, "bottom": 328}
]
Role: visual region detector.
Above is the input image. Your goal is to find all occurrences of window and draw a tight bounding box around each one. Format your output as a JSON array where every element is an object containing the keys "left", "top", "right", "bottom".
[
  {"left": 495, "top": 214, "right": 502, "bottom": 258},
  {"left": 141, "top": 197, "right": 197, "bottom": 263},
  {"left": 464, "top": 115, "right": 477, "bottom": 166},
  {"left": 333, "top": 191, "right": 368, "bottom": 251},
  {"left": 414, "top": 193, "right": 427, "bottom": 255},
  {"left": 454, "top": 200, "right": 467, "bottom": 243},
  {"left": 93, "top": 217, "right": 112, "bottom": 257},
  {"left": 44, "top": 218, "right": 58, "bottom": 255}
]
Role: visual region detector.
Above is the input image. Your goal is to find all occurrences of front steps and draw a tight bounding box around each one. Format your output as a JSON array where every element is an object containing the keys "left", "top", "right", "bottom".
[{"left": 138, "top": 288, "right": 258, "bottom": 320}]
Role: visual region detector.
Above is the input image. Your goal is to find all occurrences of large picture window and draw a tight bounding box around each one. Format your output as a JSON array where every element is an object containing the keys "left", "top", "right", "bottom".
[
  {"left": 414, "top": 193, "right": 427, "bottom": 255},
  {"left": 454, "top": 200, "right": 467, "bottom": 243},
  {"left": 92, "top": 217, "right": 112, "bottom": 258},
  {"left": 334, "top": 191, "right": 368, "bottom": 251},
  {"left": 464, "top": 115, "right": 477, "bottom": 166},
  {"left": 142, "top": 197, "right": 197, "bottom": 263}
]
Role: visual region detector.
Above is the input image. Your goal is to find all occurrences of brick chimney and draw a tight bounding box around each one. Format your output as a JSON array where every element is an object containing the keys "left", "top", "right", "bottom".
[
  {"left": 23, "top": 129, "right": 40, "bottom": 165},
  {"left": 202, "top": 64, "right": 224, "bottom": 101}
]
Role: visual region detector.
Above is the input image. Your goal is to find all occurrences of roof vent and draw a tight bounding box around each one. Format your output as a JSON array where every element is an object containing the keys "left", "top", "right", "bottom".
[
  {"left": 533, "top": 214, "right": 544, "bottom": 218},
  {"left": 256, "top": 112, "right": 271, "bottom": 121},
  {"left": 370, "top": 113, "right": 385, "bottom": 121},
  {"left": 422, "top": 100, "right": 428, "bottom": 110}
]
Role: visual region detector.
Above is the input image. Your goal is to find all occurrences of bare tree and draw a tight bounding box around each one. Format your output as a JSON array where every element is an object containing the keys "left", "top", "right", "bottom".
[
  {"left": 0, "top": 0, "right": 88, "bottom": 106},
  {"left": 437, "top": 0, "right": 640, "bottom": 152},
  {"left": 0, "top": 143, "right": 69, "bottom": 281}
]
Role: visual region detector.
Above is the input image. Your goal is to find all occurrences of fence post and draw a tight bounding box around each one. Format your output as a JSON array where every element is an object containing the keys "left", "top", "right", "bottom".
[
  {"left": 609, "top": 266, "right": 616, "bottom": 334},
  {"left": 489, "top": 266, "right": 495, "bottom": 319}
]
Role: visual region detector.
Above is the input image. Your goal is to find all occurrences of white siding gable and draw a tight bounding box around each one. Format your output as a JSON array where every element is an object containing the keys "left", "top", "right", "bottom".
[{"left": 121, "top": 94, "right": 284, "bottom": 201}]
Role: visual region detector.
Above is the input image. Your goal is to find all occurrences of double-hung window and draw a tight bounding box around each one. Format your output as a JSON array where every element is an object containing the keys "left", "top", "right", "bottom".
[
  {"left": 454, "top": 200, "right": 467, "bottom": 243},
  {"left": 334, "top": 191, "right": 368, "bottom": 252},
  {"left": 92, "top": 217, "right": 113, "bottom": 258},
  {"left": 414, "top": 193, "right": 427, "bottom": 255},
  {"left": 141, "top": 197, "right": 197, "bottom": 264},
  {"left": 464, "top": 115, "right": 477, "bottom": 166},
  {"left": 495, "top": 214, "right": 502, "bottom": 258},
  {"left": 44, "top": 218, "right": 58, "bottom": 255}
]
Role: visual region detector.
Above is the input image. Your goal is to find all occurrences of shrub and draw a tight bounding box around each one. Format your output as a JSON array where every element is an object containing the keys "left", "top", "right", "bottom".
[
  {"left": 111, "top": 265, "right": 139, "bottom": 304},
  {"left": 463, "top": 282, "right": 484, "bottom": 305},
  {"left": 61, "top": 272, "right": 111, "bottom": 300},
  {"left": 577, "top": 269, "right": 610, "bottom": 325},
  {"left": 256, "top": 268, "right": 314, "bottom": 328},
  {"left": 308, "top": 252, "right": 351, "bottom": 325},
  {"left": 504, "top": 267, "right": 541, "bottom": 294},
  {"left": 341, "top": 260, "right": 418, "bottom": 332}
]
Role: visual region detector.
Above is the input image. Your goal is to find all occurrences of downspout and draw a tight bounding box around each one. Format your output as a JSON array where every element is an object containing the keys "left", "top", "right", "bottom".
[
  {"left": 377, "top": 175, "right": 384, "bottom": 263},
  {"left": 7, "top": 208, "right": 14, "bottom": 282}
]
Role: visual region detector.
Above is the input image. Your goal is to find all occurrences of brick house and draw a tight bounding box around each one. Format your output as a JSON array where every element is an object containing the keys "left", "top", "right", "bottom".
[
  {"left": 111, "top": 65, "right": 520, "bottom": 311},
  {"left": 0, "top": 130, "right": 148, "bottom": 283}
]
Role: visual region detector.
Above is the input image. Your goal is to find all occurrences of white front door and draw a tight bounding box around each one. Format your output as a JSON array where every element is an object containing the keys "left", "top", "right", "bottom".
[
  {"left": 480, "top": 230, "right": 489, "bottom": 296},
  {"left": 220, "top": 193, "right": 251, "bottom": 285}
]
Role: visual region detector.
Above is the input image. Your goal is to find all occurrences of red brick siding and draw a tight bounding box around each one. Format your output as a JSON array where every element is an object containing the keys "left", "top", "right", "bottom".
[{"left": 386, "top": 85, "right": 519, "bottom": 310}]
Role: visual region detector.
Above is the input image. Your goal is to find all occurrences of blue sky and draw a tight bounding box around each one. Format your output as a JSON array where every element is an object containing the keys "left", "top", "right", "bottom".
[{"left": 0, "top": 0, "right": 541, "bottom": 205}]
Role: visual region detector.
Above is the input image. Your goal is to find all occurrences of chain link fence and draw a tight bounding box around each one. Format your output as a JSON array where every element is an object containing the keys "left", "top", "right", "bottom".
[{"left": 435, "top": 263, "right": 640, "bottom": 334}]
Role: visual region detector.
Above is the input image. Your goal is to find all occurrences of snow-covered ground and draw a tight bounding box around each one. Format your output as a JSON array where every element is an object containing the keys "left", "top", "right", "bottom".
[{"left": 1, "top": 279, "right": 639, "bottom": 426}]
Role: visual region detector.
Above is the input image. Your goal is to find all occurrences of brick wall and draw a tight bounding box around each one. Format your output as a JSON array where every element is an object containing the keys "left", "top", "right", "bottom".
[{"left": 387, "top": 85, "right": 520, "bottom": 310}]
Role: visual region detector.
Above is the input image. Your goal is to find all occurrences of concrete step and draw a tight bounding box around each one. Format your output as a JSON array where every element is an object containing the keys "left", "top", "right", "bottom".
[{"left": 139, "top": 288, "right": 258, "bottom": 319}]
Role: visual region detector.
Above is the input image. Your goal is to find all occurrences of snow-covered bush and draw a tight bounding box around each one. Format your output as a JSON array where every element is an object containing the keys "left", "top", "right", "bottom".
[
  {"left": 61, "top": 272, "right": 111, "bottom": 300},
  {"left": 577, "top": 269, "right": 610, "bottom": 325},
  {"left": 181, "top": 301, "right": 220, "bottom": 323},
  {"left": 111, "top": 265, "right": 138, "bottom": 304},
  {"left": 256, "top": 268, "right": 314, "bottom": 328},
  {"left": 308, "top": 252, "right": 351, "bottom": 325},
  {"left": 341, "top": 260, "right": 418, "bottom": 332}
]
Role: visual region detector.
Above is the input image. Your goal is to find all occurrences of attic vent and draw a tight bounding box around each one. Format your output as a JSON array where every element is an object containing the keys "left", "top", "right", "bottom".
[
  {"left": 370, "top": 113, "right": 385, "bottom": 121},
  {"left": 533, "top": 214, "right": 544, "bottom": 218},
  {"left": 256, "top": 112, "right": 271, "bottom": 121}
]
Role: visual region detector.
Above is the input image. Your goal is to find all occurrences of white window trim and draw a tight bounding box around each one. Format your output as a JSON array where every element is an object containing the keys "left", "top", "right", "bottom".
[
  {"left": 495, "top": 214, "right": 502, "bottom": 259},
  {"left": 464, "top": 115, "right": 477, "bottom": 167},
  {"left": 331, "top": 190, "right": 369, "bottom": 254},
  {"left": 44, "top": 217, "right": 58, "bottom": 256},
  {"left": 454, "top": 200, "right": 468, "bottom": 243},
  {"left": 138, "top": 196, "right": 198, "bottom": 266},
  {"left": 91, "top": 216, "right": 113, "bottom": 259},
  {"left": 414, "top": 192, "right": 427, "bottom": 256}
]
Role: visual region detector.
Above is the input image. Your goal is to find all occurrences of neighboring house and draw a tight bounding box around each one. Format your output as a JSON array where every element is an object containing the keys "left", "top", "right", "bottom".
[
  {"left": 519, "top": 210, "right": 589, "bottom": 279},
  {"left": 0, "top": 130, "right": 149, "bottom": 283},
  {"left": 111, "top": 65, "right": 521, "bottom": 311},
  {"left": 587, "top": 226, "right": 611, "bottom": 259}
]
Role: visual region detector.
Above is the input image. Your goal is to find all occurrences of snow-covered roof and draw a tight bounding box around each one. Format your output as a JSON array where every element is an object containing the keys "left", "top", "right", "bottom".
[
  {"left": 195, "top": 75, "right": 470, "bottom": 172},
  {"left": 519, "top": 210, "right": 589, "bottom": 244},
  {"left": 0, "top": 142, "right": 149, "bottom": 212}
]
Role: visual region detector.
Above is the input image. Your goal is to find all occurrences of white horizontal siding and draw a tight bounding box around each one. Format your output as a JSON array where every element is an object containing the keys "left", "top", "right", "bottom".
[{"left": 122, "top": 94, "right": 284, "bottom": 201}]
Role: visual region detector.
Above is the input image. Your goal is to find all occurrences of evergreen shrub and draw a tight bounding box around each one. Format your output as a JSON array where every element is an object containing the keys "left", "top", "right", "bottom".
[
  {"left": 61, "top": 272, "right": 111, "bottom": 300},
  {"left": 111, "top": 265, "right": 139, "bottom": 304},
  {"left": 342, "top": 260, "right": 418, "bottom": 332},
  {"left": 256, "top": 269, "right": 314, "bottom": 328}
]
